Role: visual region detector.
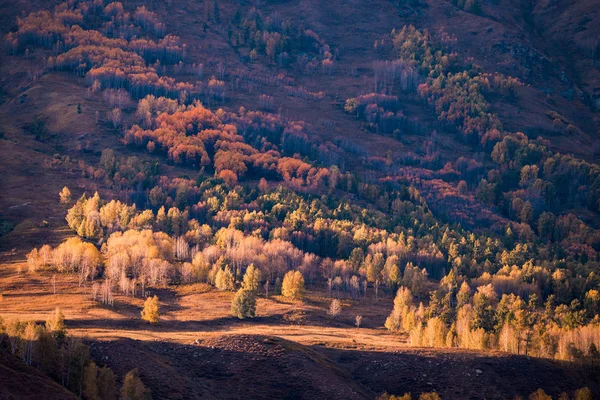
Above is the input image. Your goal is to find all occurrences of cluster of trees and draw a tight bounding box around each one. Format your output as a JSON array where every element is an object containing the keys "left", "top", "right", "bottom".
[
  {"left": 391, "top": 25, "right": 502, "bottom": 142},
  {"left": 5, "top": 8, "right": 80, "bottom": 51},
  {"left": 379, "top": 387, "right": 594, "bottom": 400},
  {"left": 64, "top": 192, "right": 148, "bottom": 239},
  {"left": 229, "top": 7, "right": 334, "bottom": 71},
  {"left": 27, "top": 157, "right": 600, "bottom": 366},
  {"left": 480, "top": 133, "right": 600, "bottom": 222},
  {"left": 27, "top": 237, "right": 102, "bottom": 286},
  {"left": 0, "top": 308, "right": 150, "bottom": 400},
  {"left": 9, "top": 2, "right": 600, "bottom": 395},
  {"left": 372, "top": 59, "right": 419, "bottom": 94},
  {"left": 418, "top": 70, "right": 503, "bottom": 142},
  {"left": 378, "top": 392, "right": 440, "bottom": 400},
  {"left": 32, "top": 142, "right": 600, "bottom": 333},
  {"left": 345, "top": 25, "right": 598, "bottom": 260},
  {"left": 30, "top": 187, "right": 325, "bottom": 302},
  {"left": 7, "top": 1, "right": 198, "bottom": 100},
  {"left": 39, "top": 156, "right": 600, "bottom": 309},
  {"left": 283, "top": 85, "right": 326, "bottom": 101},
  {"left": 390, "top": 26, "right": 450, "bottom": 77},
  {"left": 134, "top": 263, "right": 305, "bottom": 322},
  {"left": 78, "top": 149, "right": 159, "bottom": 192},
  {"left": 6, "top": 1, "right": 175, "bottom": 54},
  {"left": 344, "top": 93, "right": 407, "bottom": 136},
  {"left": 385, "top": 274, "right": 600, "bottom": 362},
  {"left": 225, "top": 106, "right": 346, "bottom": 170},
  {"left": 350, "top": 25, "right": 524, "bottom": 144},
  {"left": 229, "top": 266, "right": 305, "bottom": 319},
  {"left": 124, "top": 96, "right": 334, "bottom": 189},
  {"left": 349, "top": 26, "right": 522, "bottom": 142},
  {"left": 450, "top": 0, "right": 482, "bottom": 14}
]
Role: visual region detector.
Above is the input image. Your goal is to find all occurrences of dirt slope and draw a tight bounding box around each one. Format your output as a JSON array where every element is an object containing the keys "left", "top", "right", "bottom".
[
  {"left": 85, "top": 334, "right": 599, "bottom": 400},
  {"left": 321, "top": 346, "right": 599, "bottom": 400},
  {"left": 88, "top": 335, "right": 371, "bottom": 400},
  {"left": 0, "top": 350, "right": 77, "bottom": 400}
]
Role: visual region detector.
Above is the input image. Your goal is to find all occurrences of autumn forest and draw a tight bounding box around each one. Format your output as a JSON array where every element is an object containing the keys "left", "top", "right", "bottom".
[{"left": 1, "top": 0, "right": 600, "bottom": 399}]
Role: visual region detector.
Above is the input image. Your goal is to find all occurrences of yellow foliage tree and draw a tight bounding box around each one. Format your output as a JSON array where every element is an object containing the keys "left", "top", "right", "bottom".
[
  {"left": 282, "top": 270, "right": 305, "bottom": 300},
  {"left": 141, "top": 295, "right": 160, "bottom": 323},
  {"left": 59, "top": 186, "right": 72, "bottom": 205}
]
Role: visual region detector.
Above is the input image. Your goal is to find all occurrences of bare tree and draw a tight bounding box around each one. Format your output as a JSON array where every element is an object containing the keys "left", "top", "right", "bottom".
[
  {"left": 355, "top": 315, "right": 363, "bottom": 329},
  {"left": 328, "top": 299, "right": 342, "bottom": 319},
  {"left": 108, "top": 108, "right": 121, "bottom": 128}
]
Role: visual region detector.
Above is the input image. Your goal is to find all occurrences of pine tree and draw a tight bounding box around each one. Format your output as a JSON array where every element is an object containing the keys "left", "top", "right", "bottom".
[
  {"left": 212, "top": 0, "right": 220, "bottom": 23},
  {"left": 457, "top": 281, "right": 471, "bottom": 309},
  {"left": 231, "top": 289, "right": 256, "bottom": 319},
  {"left": 385, "top": 287, "right": 414, "bottom": 332},
  {"left": 98, "top": 366, "right": 117, "bottom": 400},
  {"left": 575, "top": 387, "right": 594, "bottom": 400},
  {"left": 83, "top": 361, "right": 99, "bottom": 400},
  {"left": 61, "top": 337, "right": 90, "bottom": 396},
  {"left": 37, "top": 329, "right": 58, "bottom": 376},
  {"left": 66, "top": 194, "right": 87, "bottom": 231},
  {"left": 471, "top": 289, "right": 496, "bottom": 332},
  {"left": 46, "top": 308, "right": 66, "bottom": 340},
  {"left": 155, "top": 206, "right": 168, "bottom": 232},
  {"left": 120, "top": 369, "right": 151, "bottom": 400},
  {"left": 348, "top": 248, "right": 364, "bottom": 273},
  {"left": 215, "top": 266, "right": 235, "bottom": 291},
  {"left": 241, "top": 264, "right": 261, "bottom": 293},
  {"left": 141, "top": 296, "right": 160, "bottom": 323},
  {"left": 529, "top": 389, "right": 552, "bottom": 400}
]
